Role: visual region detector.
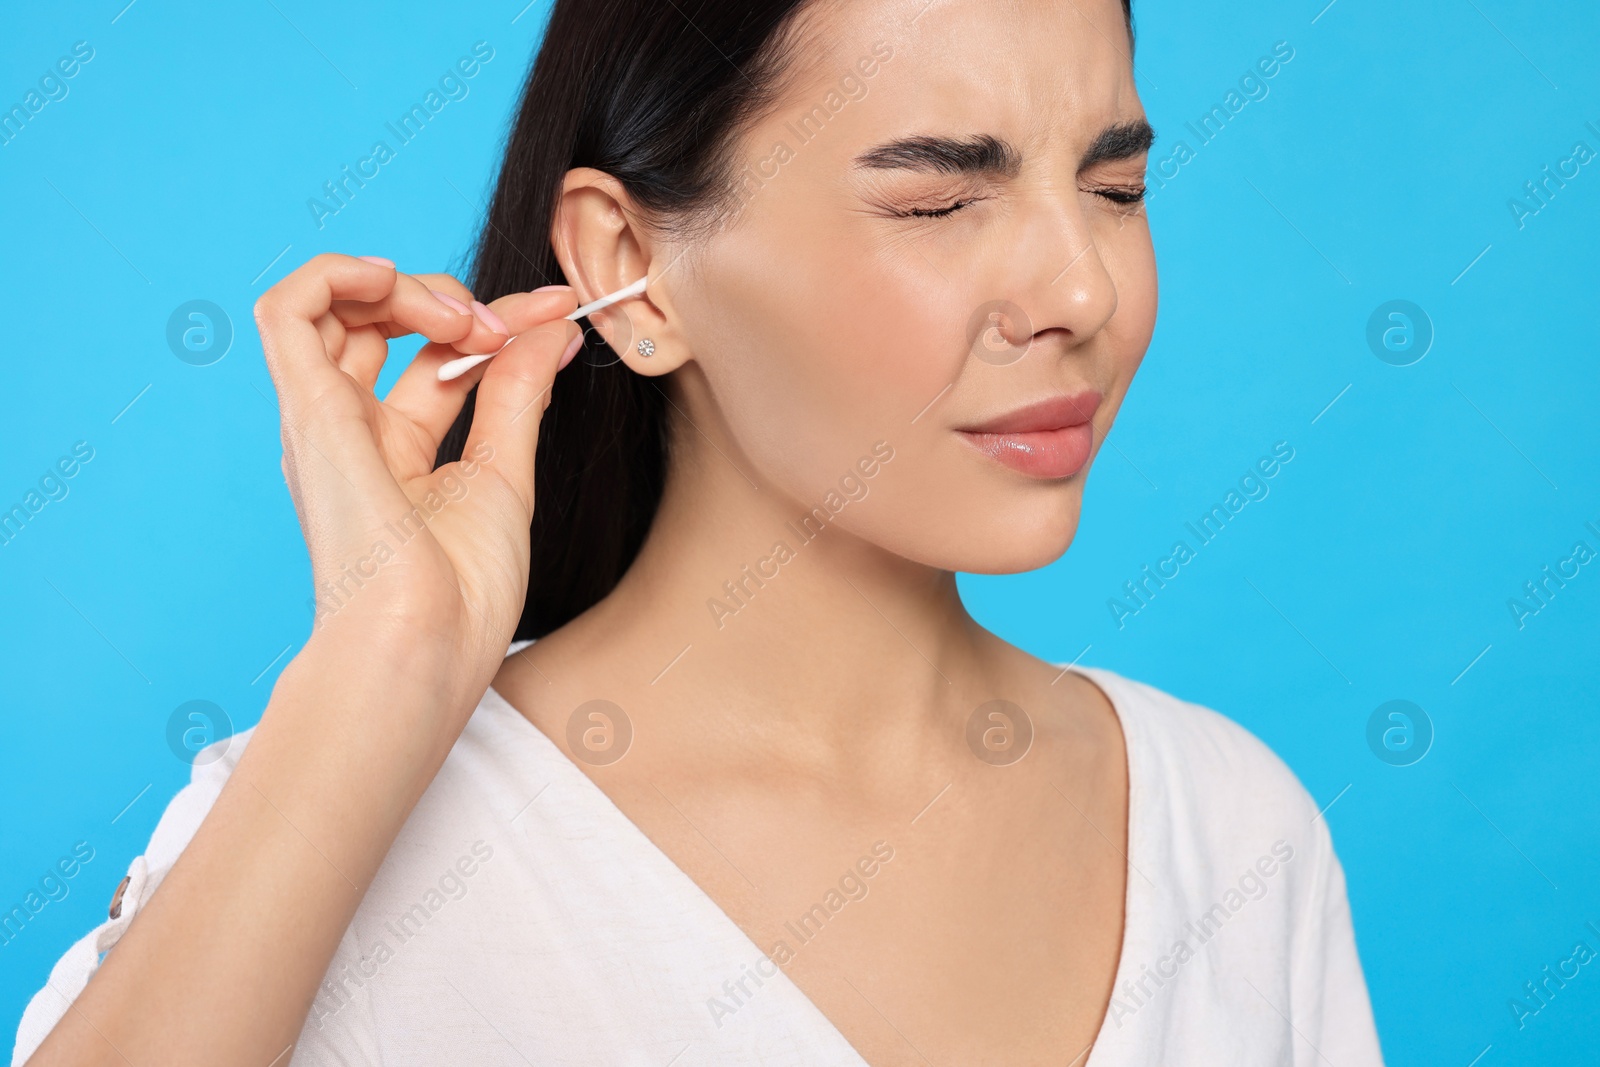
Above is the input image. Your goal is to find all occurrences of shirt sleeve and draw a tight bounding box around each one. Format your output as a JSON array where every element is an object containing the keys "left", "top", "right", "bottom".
[
  {"left": 10, "top": 729, "right": 253, "bottom": 1067},
  {"left": 1290, "top": 815, "right": 1385, "bottom": 1066}
]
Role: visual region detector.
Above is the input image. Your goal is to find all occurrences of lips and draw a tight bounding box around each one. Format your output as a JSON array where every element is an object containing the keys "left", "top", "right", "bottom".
[{"left": 955, "top": 390, "right": 1103, "bottom": 479}]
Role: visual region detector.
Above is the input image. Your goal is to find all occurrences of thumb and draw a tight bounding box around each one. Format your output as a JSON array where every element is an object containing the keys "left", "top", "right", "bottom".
[{"left": 462, "top": 318, "right": 581, "bottom": 515}]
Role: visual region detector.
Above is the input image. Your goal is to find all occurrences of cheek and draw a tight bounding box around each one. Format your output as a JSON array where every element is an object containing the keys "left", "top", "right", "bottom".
[
  {"left": 1122, "top": 236, "right": 1159, "bottom": 347},
  {"left": 1099, "top": 226, "right": 1159, "bottom": 399},
  {"left": 687, "top": 242, "right": 960, "bottom": 500},
  {"left": 814, "top": 270, "right": 963, "bottom": 425}
]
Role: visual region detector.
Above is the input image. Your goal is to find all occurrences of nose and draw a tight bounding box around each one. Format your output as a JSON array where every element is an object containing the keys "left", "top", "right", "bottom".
[{"left": 1009, "top": 198, "right": 1121, "bottom": 350}]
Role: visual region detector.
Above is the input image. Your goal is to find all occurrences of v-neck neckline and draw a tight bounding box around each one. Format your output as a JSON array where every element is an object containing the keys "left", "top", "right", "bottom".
[{"left": 482, "top": 656, "right": 1143, "bottom": 1067}]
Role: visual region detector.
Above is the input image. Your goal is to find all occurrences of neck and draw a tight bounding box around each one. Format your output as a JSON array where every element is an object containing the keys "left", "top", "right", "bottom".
[{"left": 564, "top": 373, "right": 996, "bottom": 757}]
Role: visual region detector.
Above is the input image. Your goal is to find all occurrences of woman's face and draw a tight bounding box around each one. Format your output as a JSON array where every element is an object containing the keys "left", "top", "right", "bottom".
[{"left": 666, "top": 0, "right": 1155, "bottom": 574}]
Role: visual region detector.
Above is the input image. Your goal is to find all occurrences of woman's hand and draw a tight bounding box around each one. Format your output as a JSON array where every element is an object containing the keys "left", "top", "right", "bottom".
[
  {"left": 254, "top": 254, "right": 580, "bottom": 714},
  {"left": 26, "top": 255, "right": 584, "bottom": 1067}
]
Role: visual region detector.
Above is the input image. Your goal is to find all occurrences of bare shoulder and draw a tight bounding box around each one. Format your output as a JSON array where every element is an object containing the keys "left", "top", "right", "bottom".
[{"left": 981, "top": 637, "right": 1128, "bottom": 786}]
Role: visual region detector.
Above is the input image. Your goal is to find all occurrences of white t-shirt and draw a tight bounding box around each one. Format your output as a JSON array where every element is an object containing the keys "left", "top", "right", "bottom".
[{"left": 15, "top": 645, "right": 1384, "bottom": 1066}]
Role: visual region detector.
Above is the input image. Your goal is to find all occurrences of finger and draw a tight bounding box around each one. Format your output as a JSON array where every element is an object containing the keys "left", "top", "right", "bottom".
[
  {"left": 332, "top": 273, "right": 507, "bottom": 389},
  {"left": 411, "top": 273, "right": 475, "bottom": 306},
  {"left": 329, "top": 272, "right": 489, "bottom": 345},
  {"left": 430, "top": 286, "right": 584, "bottom": 381},
  {"left": 383, "top": 288, "right": 579, "bottom": 446},
  {"left": 312, "top": 310, "right": 348, "bottom": 365},
  {"left": 410, "top": 273, "right": 518, "bottom": 345},
  {"left": 479, "top": 287, "right": 577, "bottom": 335},
  {"left": 333, "top": 329, "right": 391, "bottom": 393},
  {"left": 254, "top": 254, "right": 400, "bottom": 415},
  {"left": 429, "top": 288, "right": 582, "bottom": 382},
  {"left": 462, "top": 318, "right": 580, "bottom": 515}
]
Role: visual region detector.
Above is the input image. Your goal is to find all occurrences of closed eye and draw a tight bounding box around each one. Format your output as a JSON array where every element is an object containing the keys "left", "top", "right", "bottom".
[
  {"left": 1093, "top": 184, "right": 1147, "bottom": 205},
  {"left": 896, "top": 198, "right": 981, "bottom": 219},
  {"left": 883, "top": 184, "right": 1145, "bottom": 220}
]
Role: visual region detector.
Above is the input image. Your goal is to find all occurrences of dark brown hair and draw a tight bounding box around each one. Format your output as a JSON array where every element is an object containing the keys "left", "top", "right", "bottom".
[{"left": 437, "top": 0, "right": 1135, "bottom": 641}]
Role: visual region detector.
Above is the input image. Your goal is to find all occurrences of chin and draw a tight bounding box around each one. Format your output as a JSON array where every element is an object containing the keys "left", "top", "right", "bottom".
[
  {"left": 969, "top": 504, "right": 1086, "bottom": 574},
  {"left": 886, "top": 485, "right": 1087, "bottom": 576}
]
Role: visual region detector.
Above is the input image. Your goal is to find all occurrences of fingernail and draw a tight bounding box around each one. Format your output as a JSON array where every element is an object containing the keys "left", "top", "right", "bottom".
[
  {"left": 431, "top": 289, "right": 471, "bottom": 315},
  {"left": 358, "top": 256, "right": 395, "bottom": 267},
  {"left": 472, "top": 300, "right": 509, "bottom": 335},
  {"left": 532, "top": 285, "right": 575, "bottom": 294},
  {"left": 558, "top": 332, "right": 584, "bottom": 371}
]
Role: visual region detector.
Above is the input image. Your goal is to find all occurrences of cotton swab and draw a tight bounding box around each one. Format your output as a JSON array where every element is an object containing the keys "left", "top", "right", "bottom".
[
  {"left": 436, "top": 277, "right": 649, "bottom": 382},
  {"left": 566, "top": 276, "right": 648, "bottom": 321}
]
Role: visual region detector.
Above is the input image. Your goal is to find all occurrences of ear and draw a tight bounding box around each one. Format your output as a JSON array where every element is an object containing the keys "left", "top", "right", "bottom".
[{"left": 551, "top": 168, "right": 688, "bottom": 377}]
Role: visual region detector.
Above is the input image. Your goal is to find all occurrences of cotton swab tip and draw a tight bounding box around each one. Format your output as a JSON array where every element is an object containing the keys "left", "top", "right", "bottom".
[
  {"left": 434, "top": 277, "right": 648, "bottom": 382},
  {"left": 436, "top": 353, "right": 494, "bottom": 382}
]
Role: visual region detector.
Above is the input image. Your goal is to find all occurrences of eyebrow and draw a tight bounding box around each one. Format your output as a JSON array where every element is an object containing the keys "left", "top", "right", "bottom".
[
  {"left": 1082, "top": 120, "right": 1156, "bottom": 168},
  {"left": 851, "top": 120, "right": 1156, "bottom": 176},
  {"left": 852, "top": 134, "right": 1021, "bottom": 177}
]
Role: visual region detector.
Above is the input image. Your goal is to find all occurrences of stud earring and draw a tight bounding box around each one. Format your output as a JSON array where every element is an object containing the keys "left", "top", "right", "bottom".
[{"left": 636, "top": 339, "right": 656, "bottom": 358}]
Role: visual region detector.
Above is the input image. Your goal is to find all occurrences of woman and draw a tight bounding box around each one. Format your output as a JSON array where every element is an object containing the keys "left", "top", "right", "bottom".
[{"left": 16, "top": 0, "right": 1383, "bottom": 1063}]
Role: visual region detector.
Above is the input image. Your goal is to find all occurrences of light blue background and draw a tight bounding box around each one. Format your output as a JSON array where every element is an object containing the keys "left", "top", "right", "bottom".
[{"left": 2, "top": 2, "right": 1596, "bottom": 1062}]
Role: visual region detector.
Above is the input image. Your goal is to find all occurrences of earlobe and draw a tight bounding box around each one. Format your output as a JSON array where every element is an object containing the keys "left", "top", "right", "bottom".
[
  {"left": 584, "top": 304, "right": 684, "bottom": 378},
  {"left": 551, "top": 168, "right": 688, "bottom": 377}
]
